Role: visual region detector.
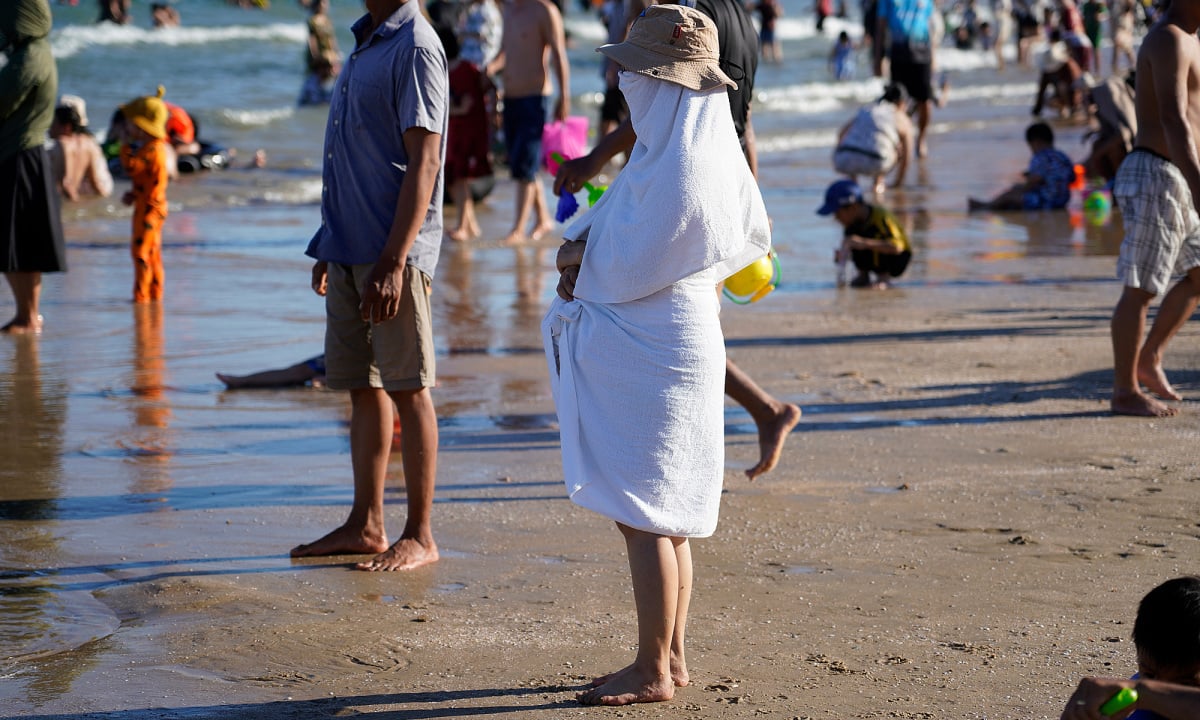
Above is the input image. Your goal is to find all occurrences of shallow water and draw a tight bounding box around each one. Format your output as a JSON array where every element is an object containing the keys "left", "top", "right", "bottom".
[{"left": 2, "top": 0, "right": 1138, "bottom": 700}]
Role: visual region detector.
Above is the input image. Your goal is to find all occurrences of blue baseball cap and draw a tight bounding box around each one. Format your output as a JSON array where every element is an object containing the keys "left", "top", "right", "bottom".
[{"left": 817, "top": 179, "right": 863, "bottom": 216}]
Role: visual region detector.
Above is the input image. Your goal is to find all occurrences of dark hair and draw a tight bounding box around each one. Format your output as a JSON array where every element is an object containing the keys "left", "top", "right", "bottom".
[
  {"left": 880, "top": 82, "right": 908, "bottom": 106},
  {"left": 1025, "top": 121, "right": 1054, "bottom": 145},
  {"left": 436, "top": 26, "right": 460, "bottom": 61},
  {"left": 1133, "top": 577, "right": 1200, "bottom": 670},
  {"left": 54, "top": 105, "right": 84, "bottom": 132}
]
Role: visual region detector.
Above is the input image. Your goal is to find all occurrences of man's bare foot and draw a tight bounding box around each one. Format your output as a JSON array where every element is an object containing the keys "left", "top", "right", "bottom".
[
  {"left": 290, "top": 524, "right": 389, "bottom": 558},
  {"left": 578, "top": 665, "right": 674, "bottom": 706},
  {"left": 745, "top": 402, "right": 802, "bottom": 481},
  {"left": 355, "top": 536, "right": 439, "bottom": 571},
  {"left": 1111, "top": 388, "right": 1179, "bottom": 417},
  {"left": 502, "top": 229, "right": 528, "bottom": 245},
  {"left": 2, "top": 315, "right": 43, "bottom": 335},
  {"left": 1137, "top": 362, "right": 1183, "bottom": 401},
  {"left": 529, "top": 218, "right": 555, "bottom": 241},
  {"left": 590, "top": 657, "right": 689, "bottom": 688}
]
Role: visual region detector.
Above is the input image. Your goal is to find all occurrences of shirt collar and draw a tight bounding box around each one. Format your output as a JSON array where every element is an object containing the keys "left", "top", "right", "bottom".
[{"left": 351, "top": 2, "right": 417, "bottom": 48}]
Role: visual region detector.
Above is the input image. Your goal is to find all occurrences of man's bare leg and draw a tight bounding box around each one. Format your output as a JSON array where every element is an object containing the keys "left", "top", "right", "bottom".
[
  {"left": 579, "top": 525, "right": 678, "bottom": 706},
  {"left": 1138, "top": 269, "right": 1200, "bottom": 402},
  {"left": 725, "top": 358, "right": 802, "bottom": 480},
  {"left": 1111, "top": 286, "right": 1178, "bottom": 417},
  {"left": 914, "top": 99, "right": 932, "bottom": 157},
  {"left": 503, "top": 179, "right": 537, "bottom": 245},
  {"left": 590, "top": 536, "right": 692, "bottom": 689},
  {"left": 2, "top": 272, "right": 43, "bottom": 335},
  {"left": 292, "top": 387, "right": 393, "bottom": 557},
  {"left": 357, "top": 386, "right": 439, "bottom": 571}
]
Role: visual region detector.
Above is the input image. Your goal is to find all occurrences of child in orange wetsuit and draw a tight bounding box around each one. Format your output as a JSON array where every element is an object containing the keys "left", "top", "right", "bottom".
[{"left": 119, "top": 86, "right": 170, "bottom": 303}]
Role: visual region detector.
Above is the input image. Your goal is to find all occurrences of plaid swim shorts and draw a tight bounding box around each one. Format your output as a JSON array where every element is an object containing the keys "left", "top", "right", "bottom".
[{"left": 1113, "top": 148, "right": 1200, "bottom": 296}]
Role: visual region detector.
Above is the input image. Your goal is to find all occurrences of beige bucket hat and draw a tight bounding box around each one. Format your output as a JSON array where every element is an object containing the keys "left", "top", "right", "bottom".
[{"left": 597, "top": 4, "right": 736, "bottom": 92}]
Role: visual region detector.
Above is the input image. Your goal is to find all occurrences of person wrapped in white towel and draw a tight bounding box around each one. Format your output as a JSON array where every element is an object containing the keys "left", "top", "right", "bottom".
[{"left": 541, "top": 4, "right": 771, "bottom": 706}]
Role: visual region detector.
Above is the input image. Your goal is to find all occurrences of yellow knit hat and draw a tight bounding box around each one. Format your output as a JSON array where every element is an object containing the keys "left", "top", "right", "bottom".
[{"left": 121, "top": 86, "right": 168, "bottom": 140}]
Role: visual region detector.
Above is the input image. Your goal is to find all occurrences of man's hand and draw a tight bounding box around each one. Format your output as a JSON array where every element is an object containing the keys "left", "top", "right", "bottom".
[
  {"left": 359, "top": 261, "right": 406, "bottom": 323},
  {"left": 311, "top": 261, "right": 328, "bottom": 297}
]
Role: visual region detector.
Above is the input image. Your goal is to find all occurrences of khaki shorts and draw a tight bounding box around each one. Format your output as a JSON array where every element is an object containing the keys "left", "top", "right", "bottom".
[{"left": 323, "top": 262, "right": 436, "bottom": 392}]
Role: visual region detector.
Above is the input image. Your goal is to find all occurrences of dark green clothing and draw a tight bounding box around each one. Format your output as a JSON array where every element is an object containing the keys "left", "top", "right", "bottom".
[{"left": 0, "top": 0, "right": 57, "bottom": 163}]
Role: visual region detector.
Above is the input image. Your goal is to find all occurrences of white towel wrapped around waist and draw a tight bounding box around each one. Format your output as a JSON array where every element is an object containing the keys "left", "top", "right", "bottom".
[{"left": 543, "top": 270, "right": 725, "bottom": 537}]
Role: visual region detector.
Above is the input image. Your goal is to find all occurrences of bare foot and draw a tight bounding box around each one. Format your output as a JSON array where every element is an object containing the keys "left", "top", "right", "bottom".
[
  {"left": 290, "top": 524, "right": 389, "bottom": 558},
  {"left": 447, "top": 226, "right": 478, "bottom": 243},
  {"left": 502, "top": 229, "right": 528, "bottom": 245},
  {"left": 529, "top": 219, "right": 555, "bottom": 242},
  {"left": 1137, "top": 362, "right": 1183, "bottom": 401},
  {"left": 591, "top": 657, "right": 689, "bottom": 688},
  {"left": 578, "top": 665, "right": 674, "bottom": 706},
  {"left": 2, "top": 315, "right": 43, "bottom": 335},
  {"left": 1111, "top": 388, "right": 1179, "bottom": 417},
  {"left": 215, "top": 372, "right": 247, "bottom": 389},
  {"left": 745, "top": 402, "right": 802, "bottom": 481},
  {"left": 355, "top": 536, "right": 439, "bottom": 571}
]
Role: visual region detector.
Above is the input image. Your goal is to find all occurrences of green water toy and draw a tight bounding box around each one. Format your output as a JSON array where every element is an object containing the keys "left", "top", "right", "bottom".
[
  {"left": 1099, "top": 687, "right": 1137, "bottom": 716},
  {"left": 551, "top": 152, "right": 606, "bottom": 206}
]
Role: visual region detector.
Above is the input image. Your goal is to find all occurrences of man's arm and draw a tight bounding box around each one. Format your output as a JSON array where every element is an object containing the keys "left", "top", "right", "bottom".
[
  {"left": 359, "top": 127, "right": 442, "bottom": 323},
  {"left": 546, "top": 2, "right": 571, "bottom": 121}
]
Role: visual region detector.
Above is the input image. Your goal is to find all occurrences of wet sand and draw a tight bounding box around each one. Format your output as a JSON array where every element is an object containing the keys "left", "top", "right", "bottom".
[{"left": 3, "top": 121, "right": 1200, "bottom": 718}]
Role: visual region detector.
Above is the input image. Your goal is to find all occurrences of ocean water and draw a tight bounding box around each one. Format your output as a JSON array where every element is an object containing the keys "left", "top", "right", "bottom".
[{"left": 2, "top": 0, "right": 1136, "bottom": 694}]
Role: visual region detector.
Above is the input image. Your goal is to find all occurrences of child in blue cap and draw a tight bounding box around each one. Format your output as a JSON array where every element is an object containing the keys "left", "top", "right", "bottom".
[{"left": 817, "top": 178, "right": 912, "bottom": 289}]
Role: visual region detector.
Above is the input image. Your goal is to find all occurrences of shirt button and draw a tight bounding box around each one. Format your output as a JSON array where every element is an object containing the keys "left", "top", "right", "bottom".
[{"left": 327, "top": 153, "right": 333, "bottom": 159}]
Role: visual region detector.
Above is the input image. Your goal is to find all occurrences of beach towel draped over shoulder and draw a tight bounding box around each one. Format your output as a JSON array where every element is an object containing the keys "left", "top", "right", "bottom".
[{"left": 562, "top": 73, "right": 771, "bottom": 304}]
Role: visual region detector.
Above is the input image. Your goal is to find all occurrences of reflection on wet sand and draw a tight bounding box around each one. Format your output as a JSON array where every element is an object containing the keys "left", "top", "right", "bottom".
[{"left": 126, "top": 304, "right": 173, "bottom": 494}]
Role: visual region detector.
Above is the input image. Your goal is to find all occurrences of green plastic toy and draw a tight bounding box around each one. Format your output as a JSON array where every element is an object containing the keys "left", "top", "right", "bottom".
[
  {"left": 551, "top": 152, "right": 606, "bottom": 206},
  {"left": 1099, "top": 687, "right": 1138, "bottom": 716}
]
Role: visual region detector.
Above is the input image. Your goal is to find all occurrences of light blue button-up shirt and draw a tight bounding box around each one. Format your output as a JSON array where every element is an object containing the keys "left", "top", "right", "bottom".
[{"left": 305, "top": 2, "right": 448, "bottom": 279}]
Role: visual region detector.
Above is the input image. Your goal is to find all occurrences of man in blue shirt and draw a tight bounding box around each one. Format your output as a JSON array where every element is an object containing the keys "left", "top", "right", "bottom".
[
  {"left": 294, "top": 0, "right": 449, "bottom": 571},
  {"left": 873, "top": 0, "right": 934, "bottom": 156}
]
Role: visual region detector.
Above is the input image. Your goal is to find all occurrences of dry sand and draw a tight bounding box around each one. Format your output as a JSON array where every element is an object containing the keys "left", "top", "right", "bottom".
[{"left": 6, "top": 245, "right": 1199, "bottom": 718}]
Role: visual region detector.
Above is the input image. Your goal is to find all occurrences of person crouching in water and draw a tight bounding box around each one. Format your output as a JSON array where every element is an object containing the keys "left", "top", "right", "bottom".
[
  {"left": 118, "top": 86, "right": 171, "bottom": 303},
  {"left": 542, "top": 4, "right": 771, "bottom": 706},
  {"left": 819, "top": 178, "right": 912, "bottom": 289}
]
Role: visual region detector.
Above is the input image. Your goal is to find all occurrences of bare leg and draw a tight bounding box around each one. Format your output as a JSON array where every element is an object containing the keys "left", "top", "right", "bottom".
[
  {"left": 579, "top": 525, "right": 680, "bottom": 706},
  {"left": 914, "top": 99, "right": 931, "bottom": 157},
  {"left": 503, "top": 179, "right": 537, "bottom": 245},
  {"left": 2, "top": 272, "right": 43, "bottom": 334},
  {"left": 291, "top": 388, "right": 393, "bottom": 557},
  {"left": 357, "top": 386, "right": 439, "bottom": 571},
  {"left": 591, "top": 536, "right": 692, "bottom": 689},
  {"left": 725, "top": 358, "right": 802, "bottom": 480},
  {"left": 216, "top": 360, "right": 319, "bottom": 389},
  {"left": 529, "top": 177, "right": 554, "bottom": 241},
  {"left": 1138, "top": 269, "right": 1200, "bottom": 402},
  {"left": 448, "top": 179, "right": 478, "bottom": 242},
  {"left": 1111, "top": 286, "right": 1178, "bottom": 417}
]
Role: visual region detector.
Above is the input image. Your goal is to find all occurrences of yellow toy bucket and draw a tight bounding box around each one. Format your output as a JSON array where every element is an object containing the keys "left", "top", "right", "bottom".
[{"left": 722, "top": 252, "right": 781, "bottom": 304}]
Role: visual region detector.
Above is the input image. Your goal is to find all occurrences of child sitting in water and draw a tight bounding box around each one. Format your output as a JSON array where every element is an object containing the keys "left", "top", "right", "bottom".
[
  {"left": 817, "top": 178, "right": 912, "bottom": 289},
  {"left": 968, "top": 122, "right": 1074, "bottom": 211},
  {"left": 1061, "top": 576, "right": 1200, "bottom": 719}
]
